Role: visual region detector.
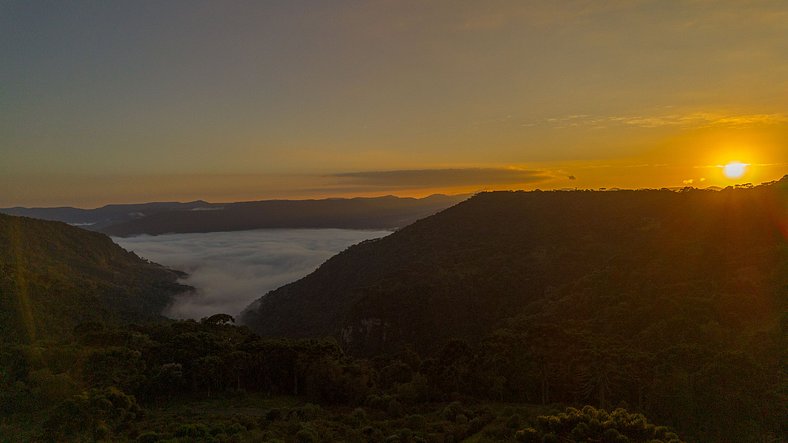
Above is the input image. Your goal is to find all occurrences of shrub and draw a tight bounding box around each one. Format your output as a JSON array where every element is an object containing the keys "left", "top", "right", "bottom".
[
  {"left": 542, "top": 433, "right": 559, "bottom": 443},
  {"left": 398, "top": 428, "right": 413, "bottom": 440},
  {"left": 297, "top": 403, "right": 322, "bottom": 420},
  {"left": 440, "top": 402, "right": 464, "bottom": 421},
  {"left": 468, "top": 416, "right": 486, "bottom": 434},
  {"left": 348, "top": 407, "right": 368, "bottom": 427},
  {"left": 295, "top": 426, "right": 318, "bottom": 443},
  {"left": 570, "top": 422, "right": 590, "bottom": 440},
  {"left": 603, "top": 427, "right": 626, "bottom": 443},
  {"left": 174, "top": 423, "right": 209, "bottom": 438},
  {"left": 137, "top": 431, "right": 161, "bottom": 443},
  {"left": 506, "top": 413, "right": 522, "bottom": 429},
  {"left": 515, "top": 427, "right": 540, "bottom": 442},
  {"left": 264, "top": 408, "right": 283, "bottom": 422},
  {"left": 387, "top": 399, "right": 404, "bottom": 418},
  {"left": 406, "top": 414, "right": 426, "bottom": 430}
]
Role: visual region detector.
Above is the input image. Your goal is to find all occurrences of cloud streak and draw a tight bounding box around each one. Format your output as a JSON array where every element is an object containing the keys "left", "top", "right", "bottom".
[
  {"left": 330, "top": 168, "right": 549, "bottom": 189},
  {"left": 114, "top": 229, "right": 390, "bottom": 320},
  {"left": 540, "top": 112, "right": 788, "bottom": 129}
]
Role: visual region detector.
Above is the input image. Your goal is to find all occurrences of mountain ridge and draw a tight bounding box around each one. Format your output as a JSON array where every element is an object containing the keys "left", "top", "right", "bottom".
[
  {"left": 241, "top": 177, "right": 787, "bottom": 355},
  {"left": 1, "top": 195, "right": 467, "bottom": 237}
]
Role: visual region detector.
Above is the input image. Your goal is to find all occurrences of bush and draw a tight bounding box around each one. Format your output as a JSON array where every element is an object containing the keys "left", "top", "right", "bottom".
[
  {"left": 295, "top": 426, "right": 318, "bottom": 443},
  {"left": 440, "top": 401, "right": 464, "bottom": 421},
  {"left": 348, "top": 407, "right": 368, "bottom": 427},
  {"left": 387, "top": 399, "right": 404, "bottom": 418},
  {"left": 398, "top": 428, "right": 413, "bottom": 440},
  {"left": 224, "top": 422, "right": 245, "bottom": 435},
  {"left": 406, "top": 414, "right": 426, "bottom": 430},
  {"left": 175, "top": 423, "right": 210, "bottom": 438},
  {"left": 264, "top": 408, "right": 283, "bottom": 421},
  {"left": 362, "top": 425, "right": 385, "bottom": 441},
  {"left": 542, "top": 433, "right": 559, "bottom": 443},
  {"left": 468, "top": 416, "right": 486, "bottom": 434},
  {"left": 515, "top": 427, "right": 540, "bottom": 443},
  {"left": 137, "top": 431, "right": 161, "bottom": 443},
  {"left": 506, "top": 413, "right": 522, "bottom": 429},
  {"left": 570, "top": 422, "right": 590, "bottom": 440}
]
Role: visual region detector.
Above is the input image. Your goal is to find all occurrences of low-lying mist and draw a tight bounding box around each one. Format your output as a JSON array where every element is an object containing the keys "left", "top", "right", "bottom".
[{"left": 114, "top": 229, "right": 390, "bottom": 320}]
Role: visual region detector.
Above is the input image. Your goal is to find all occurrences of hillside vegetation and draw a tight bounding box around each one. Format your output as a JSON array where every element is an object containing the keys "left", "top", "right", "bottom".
[
  {"left": 243, "top": 177, "right": 787, "bottom": 441},
  {"left": 1, "top": 180, "right": 784, "bottom": 441},
  {"left": 0, "top": 317, "right": 685, "bottom": 442},
  {"left": 244, "top": 179, "right": 786, "bottom": 353},
  {"left": 0, "top": 214, "right": 190, "bottom": 343}
]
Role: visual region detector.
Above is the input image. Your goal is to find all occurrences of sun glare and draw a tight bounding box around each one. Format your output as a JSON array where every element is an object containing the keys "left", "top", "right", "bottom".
[{"left": 722, "top": 161, "right": 748, "bottom": 179}]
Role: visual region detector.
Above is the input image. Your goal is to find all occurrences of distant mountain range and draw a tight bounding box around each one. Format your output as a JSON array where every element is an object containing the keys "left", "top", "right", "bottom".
[
  {"left": 0, "top": 213, "right": 190, "bottom": 343},
  {"left": 0, "top": 195, "right": 467, "bottom": 237},
  {"left": 0, "top": 201, "right": 212, "bottom": 230}
]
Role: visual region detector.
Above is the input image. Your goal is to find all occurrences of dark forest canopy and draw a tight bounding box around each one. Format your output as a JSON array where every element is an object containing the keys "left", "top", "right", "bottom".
[
  {"left": 1, "top": 318, "right": 688, "bottom": 442},
  {"left": 0, "top": 214, "right": 190, "bottom": 343},
  {"left": 238, "top": 177, "right": 786, "bottom": 440}
]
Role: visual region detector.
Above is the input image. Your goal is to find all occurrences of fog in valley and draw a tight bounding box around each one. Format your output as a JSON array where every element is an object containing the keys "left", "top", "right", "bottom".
[{"left": 114, "top": 229, "right": 390, "bottom": 320}]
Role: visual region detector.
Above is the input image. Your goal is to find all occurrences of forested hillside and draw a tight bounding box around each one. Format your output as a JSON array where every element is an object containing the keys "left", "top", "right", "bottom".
[
  {"left": 244, "top": 178, "right": 786, "bottom": 353},
  {"left": 0, "top": 214, "right": 190, "bottom": 343},
  {"left": 243, "top": 177, "right": 787, "bottom": 441}
]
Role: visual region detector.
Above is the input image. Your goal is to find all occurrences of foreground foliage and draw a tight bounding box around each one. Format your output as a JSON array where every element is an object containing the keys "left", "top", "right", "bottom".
[{"left": 1, "top": 318, "right": 690, "bottom": 442}]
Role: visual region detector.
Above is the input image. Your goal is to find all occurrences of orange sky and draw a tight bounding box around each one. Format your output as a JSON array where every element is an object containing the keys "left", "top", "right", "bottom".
[{"left": 1, "top": 1, "right": 786, "bottom": 207}]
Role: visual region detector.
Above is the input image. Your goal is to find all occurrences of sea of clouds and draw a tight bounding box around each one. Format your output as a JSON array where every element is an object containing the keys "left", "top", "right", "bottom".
[{"left": 114, "top": 229, "right": 390, "bottom": 320}]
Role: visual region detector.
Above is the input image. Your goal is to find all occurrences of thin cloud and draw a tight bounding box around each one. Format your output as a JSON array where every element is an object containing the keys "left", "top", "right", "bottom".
[
  {"left": 539, "top": 112, "right": 788, "bottom": 129},
  {"left": 330, "top": 168, "right": 549, "bottom": 189},
  {"left": 114, "top": 229, "right": 390, "bottom": 320}
]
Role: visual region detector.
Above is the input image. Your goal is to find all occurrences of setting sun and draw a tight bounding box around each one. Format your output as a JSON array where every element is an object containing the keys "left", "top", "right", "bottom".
[{"left": 723, "top": 161, "right": 748, "bottom": 179}]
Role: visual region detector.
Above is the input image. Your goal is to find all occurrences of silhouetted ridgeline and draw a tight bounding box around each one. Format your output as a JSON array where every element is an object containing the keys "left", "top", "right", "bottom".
[
  {"left": 0, "top": 214, "right": 190, "bottom": 343},
  {"left": 0, "top": 195, "right": 465, "bottom": 237},
  {"left": 99, "top": 194, "right": 467, "bottom": 237},
  {"left": 0, "top": 201, "right": 211, "bottom": 230}
]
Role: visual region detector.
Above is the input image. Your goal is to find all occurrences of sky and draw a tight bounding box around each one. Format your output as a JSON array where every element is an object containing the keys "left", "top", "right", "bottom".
[
  {"left": 2, "top": 0, "right": 787, "bottom": 207},
  {"left": 113, "top": 228, "right": 390, "bottom": 319}
]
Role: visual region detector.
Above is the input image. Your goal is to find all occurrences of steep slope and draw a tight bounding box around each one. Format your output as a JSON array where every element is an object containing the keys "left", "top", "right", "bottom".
[
  {"left": 242, "top": 178, "right": 787, "bottom": 355},
  {"left": 0, "top": 214, "right": 190, "bottom": 343},
  {"left": 100, "top": 194, "right": 467, "bottom": 237}
]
